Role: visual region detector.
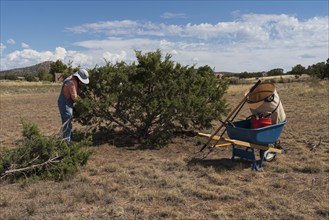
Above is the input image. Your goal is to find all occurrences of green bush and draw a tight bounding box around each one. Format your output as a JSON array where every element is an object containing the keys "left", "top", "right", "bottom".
[
  {"left": 0, "top": 121, "right": 93, "bottom": 182},
  {"left": 74, "top": 50, "right": 229, "bottom": 148}
]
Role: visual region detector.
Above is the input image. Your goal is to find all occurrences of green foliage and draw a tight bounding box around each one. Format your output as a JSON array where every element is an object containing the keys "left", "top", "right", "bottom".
[
  {"left": 24, "top": 74, "right": 37, "bottom": 82},
  {"left": 267, "top": 68, "right": 284, "bottom": 76},
  {"left": 239, "top": 71, "right": 263, "bottom": 79},
  {"left": 50, "top": 60, "right": 67, "bottom": 75},
  {"left": 49, "top": 60, "right": 80, "bottom": 81},
  {"left": 0, "top": 74, "right": 18, "bottom": 80},
  {"left": 0, "top": 121, "right": 93, "bottom": 182},
  {"left": 235, "top": 59, "right": 328, "bottom": 80},
  {"left": 65, "top": 60, "right": 80, "bottom": 79},
  {"left": 288, "top": 64, "right": 308, "bottom": 76},
  {"left": 285, "top": 60, "right": 328, "bottom": 79},
  {"left": 37, "top": 69, "right": 53, "bottom": 81},
  {"left": 307, "top": 60, "right": 328, "bottom": 79},
  {"left": 50, "top": 60, "right": 67, "bottom": 81},
  {"left": 74, "top": 49, "right": 229, "bottom": 148}
]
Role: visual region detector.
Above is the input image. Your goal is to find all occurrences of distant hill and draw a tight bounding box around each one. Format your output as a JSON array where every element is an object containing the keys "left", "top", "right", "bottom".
[{"left": 0, "top": 61, "right": 53, "bottom": 77}]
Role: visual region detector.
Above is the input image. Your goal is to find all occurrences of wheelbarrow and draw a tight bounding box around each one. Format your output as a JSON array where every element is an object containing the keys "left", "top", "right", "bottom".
[
  {"left": 198, "top": 80, "right": 287, "bottom": 171},
  {"left": 198, "top": 119, "right": 286, "bottom": 171}
]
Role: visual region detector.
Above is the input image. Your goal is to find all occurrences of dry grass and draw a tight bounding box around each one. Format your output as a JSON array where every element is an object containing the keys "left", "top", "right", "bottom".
[{"left": 0, "top": 80, "right": 328, "bottom": 219}]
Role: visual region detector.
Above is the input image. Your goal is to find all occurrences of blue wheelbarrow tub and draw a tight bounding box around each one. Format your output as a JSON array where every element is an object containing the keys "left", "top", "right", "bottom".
[{"left": 226, "top": 119, "right": 287, "bottom": 145}]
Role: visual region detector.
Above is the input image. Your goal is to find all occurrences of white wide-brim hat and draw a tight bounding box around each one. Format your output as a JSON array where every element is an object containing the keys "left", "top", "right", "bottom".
[{"left": 73, "top": 69, "right": 89, "bottom": 84}]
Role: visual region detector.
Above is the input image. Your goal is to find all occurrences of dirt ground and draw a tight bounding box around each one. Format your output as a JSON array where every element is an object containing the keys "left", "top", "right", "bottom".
[{"left": 0, "top": 80, "right": 328, "bottom": 219}]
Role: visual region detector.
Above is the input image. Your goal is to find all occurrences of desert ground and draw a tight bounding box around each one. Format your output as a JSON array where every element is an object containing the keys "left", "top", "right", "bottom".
[{"left": 0, "top": 79, "right": 328, "bottom": 219}]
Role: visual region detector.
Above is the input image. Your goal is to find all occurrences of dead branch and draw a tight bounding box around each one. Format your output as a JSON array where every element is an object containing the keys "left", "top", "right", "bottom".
[
  {"left": 27, "top": 155, "right": 40, "bottom": 165},
  {"left": 2, "top": 155, "right": 62, "bottom": 177}
]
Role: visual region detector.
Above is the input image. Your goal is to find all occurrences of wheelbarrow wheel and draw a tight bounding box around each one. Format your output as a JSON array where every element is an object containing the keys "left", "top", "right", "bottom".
[
  {"left": 264, "top": 151, "right": 276, "bottom": 162},
  {"left": 264, "top": 143, "right": 277, "bottom": 162}
]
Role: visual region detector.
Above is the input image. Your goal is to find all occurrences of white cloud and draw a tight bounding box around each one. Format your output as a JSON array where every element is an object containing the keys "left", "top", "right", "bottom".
[
  {"left": 65, "top": 15, "right": 328, "bottom": 49},
  {"left": 160, "top": 12, "right": 187, "bottom": 19},
  {"left": 7, "top": 38, "right": 16, "bottom": 44},
  {"left": 1, "top": 47, "right": 93, "bottom": 71},
  {"left": 1, "top": 13, "right": 328, "bottom": 72},
  {"left": 102, "top": 51, "right": 127, "bottom": 63},
  {"left": 66, "top": 20, "right": 139, "bottom": 34},
  {"left": 171, "top": 50, "right": 178, "bottom": 55},
  {"left": 21, "top": 42, "right": 30, "bottom": 49}
]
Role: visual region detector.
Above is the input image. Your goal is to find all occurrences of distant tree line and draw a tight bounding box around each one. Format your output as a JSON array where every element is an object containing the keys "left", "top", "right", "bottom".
[
  {"left": 0, "top": 58, "right": 328, "bottom": 82},
  {"left": 235, "top": 59, "right": 328, "bottom": 79}
]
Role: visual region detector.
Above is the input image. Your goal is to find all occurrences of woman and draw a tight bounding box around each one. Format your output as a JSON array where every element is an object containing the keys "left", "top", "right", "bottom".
[{"left": 57, "top": 69, "right": 89, "bottom": 142}]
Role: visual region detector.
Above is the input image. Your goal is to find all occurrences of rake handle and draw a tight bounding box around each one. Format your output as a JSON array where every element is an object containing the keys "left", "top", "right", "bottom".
[{"left": 200, "top": 80, "right": 261, "bottom": 152}]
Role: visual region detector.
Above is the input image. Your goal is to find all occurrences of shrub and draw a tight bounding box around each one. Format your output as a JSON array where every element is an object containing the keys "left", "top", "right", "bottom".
[
  {"left": 0, "top": 121, "right": 92, "bottom": 182},
  {"left": 307, "top": 60, "right": 328, "bottom": 79},
  {"left": 74, "top": 50, "right": 229, "bottom": 148}
]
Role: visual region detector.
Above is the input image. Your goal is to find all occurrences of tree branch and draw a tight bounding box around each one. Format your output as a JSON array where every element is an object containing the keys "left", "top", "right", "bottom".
[{"left": 2, "top": 155, "right": 62, "bottom": 176}]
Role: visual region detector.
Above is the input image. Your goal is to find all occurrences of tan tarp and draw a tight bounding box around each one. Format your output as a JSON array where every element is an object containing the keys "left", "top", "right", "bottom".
[{"left": 247, "top": 83, "right": 286, "bottom": 124}]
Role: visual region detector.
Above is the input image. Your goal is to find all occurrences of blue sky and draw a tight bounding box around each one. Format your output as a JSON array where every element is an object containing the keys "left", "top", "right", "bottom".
[{"left": 1, "top": 0, "right": 328, "bottom": 72}]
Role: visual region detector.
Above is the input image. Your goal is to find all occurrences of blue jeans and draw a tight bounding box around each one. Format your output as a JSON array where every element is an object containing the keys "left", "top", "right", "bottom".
[{"left": 58, "top": 93, "right": 73, "bottom": 141}]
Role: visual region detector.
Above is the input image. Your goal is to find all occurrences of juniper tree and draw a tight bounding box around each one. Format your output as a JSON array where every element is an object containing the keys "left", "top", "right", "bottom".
[{"left": 74, "top": 50, "right": 228, "bottom": 148}]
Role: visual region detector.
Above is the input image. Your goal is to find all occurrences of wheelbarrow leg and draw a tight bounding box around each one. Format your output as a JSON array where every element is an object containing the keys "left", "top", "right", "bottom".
[
  {"left": 254, "top": 150, "right": 265, "bottom": 171},
  {"left": 231, "top": 145, "right": 266, "bottom": 171},
  {"left": 232, "top": 145, "right": 258, "bottom": 171}
]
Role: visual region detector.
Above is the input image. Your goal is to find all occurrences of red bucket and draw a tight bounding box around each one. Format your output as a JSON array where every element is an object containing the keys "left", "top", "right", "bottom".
[{"left": 251, "top": 117, "right": 272, "bottom": 129}]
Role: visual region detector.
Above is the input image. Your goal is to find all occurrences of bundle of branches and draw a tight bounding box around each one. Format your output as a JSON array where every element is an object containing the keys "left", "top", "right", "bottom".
[{"left": 0, "top": 122, "right": 92, "bottom": 182}]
